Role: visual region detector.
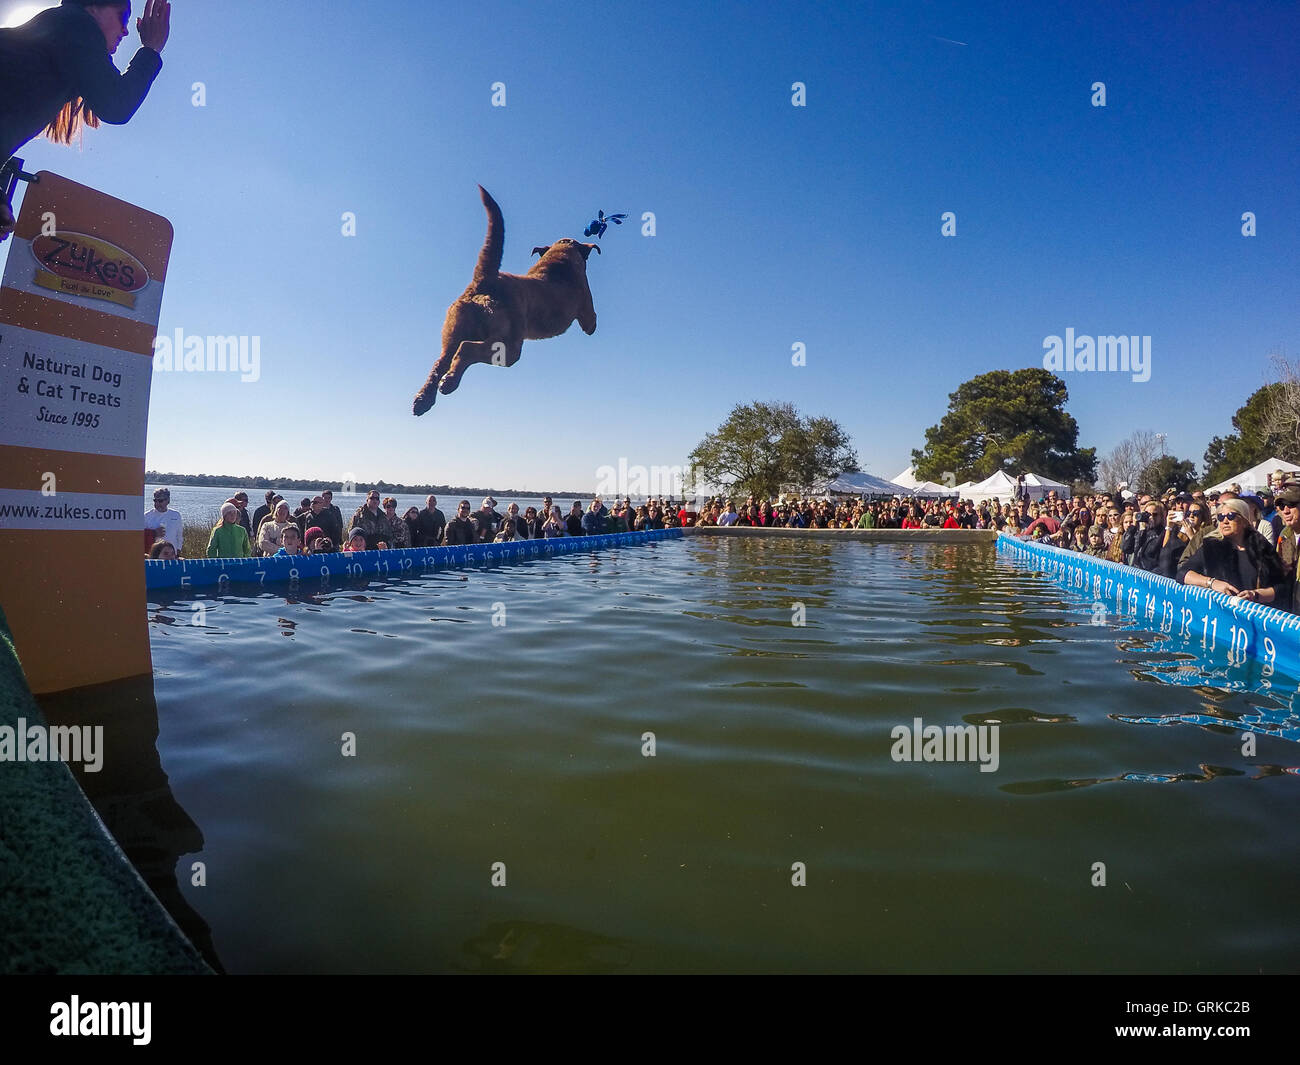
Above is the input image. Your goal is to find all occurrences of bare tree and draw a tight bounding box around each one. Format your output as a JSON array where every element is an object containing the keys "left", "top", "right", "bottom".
[
  {"left": 1098, "top": 430, "right": 1162, "bottom": 492},
  {"left": 1259, "top": 351, "right": 1300, "bottom": 456}
]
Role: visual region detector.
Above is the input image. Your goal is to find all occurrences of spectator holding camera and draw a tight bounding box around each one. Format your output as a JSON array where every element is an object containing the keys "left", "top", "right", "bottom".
[{"left": 1122, "top": 501, "right": 1166, "bottom": 573}]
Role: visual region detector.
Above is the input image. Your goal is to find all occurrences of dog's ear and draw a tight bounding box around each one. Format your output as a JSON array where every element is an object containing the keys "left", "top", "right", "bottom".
[
  {"left": 578, "top": 243, "right": 601, "bottom": 260},
  {"left": 531, "top": 245, "right": 550, "bottom": 257}
]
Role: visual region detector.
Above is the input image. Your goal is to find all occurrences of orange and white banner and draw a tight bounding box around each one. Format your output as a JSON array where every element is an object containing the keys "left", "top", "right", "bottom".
[{"left": 0, "top": 172, "right": 172, "bottom": 694}]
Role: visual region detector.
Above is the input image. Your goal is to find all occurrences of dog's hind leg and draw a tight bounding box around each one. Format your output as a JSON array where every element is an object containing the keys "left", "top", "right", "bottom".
[
  {"left": 438, "top": 338, "right": 521, "bottom": 395},
  {"left": 414, "top": 308, "right": 483, "bottom": 415}
]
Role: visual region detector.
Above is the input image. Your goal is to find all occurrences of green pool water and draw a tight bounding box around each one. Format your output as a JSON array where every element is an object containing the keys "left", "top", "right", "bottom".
[{"left": 46, "top": 535, "right": 1300, "bottom": 972}]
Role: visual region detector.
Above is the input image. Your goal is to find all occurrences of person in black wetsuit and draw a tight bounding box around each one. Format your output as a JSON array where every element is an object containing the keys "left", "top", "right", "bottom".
[{"left": 0, "top": 0, "right": 171, "bottom": 239}]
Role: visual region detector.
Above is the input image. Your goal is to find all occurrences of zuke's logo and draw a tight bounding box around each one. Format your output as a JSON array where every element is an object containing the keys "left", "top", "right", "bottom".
[{"left": 30, "top": 231, "right": 148, "bottom": 307}]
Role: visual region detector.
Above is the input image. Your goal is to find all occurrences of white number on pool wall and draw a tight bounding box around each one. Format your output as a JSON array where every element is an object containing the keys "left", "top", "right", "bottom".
[
  {"left": 1228, "top": 625, "right": 1249, "bottom": 666},
  {"left": 1200, "top": 615, "right": 1217, "bottom": 651}
]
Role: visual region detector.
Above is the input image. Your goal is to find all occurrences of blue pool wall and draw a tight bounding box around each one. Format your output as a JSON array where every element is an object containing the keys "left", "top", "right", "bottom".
[
  {"left": 147, "top": 528, "right": 685, "bottom": 590},
  {"left": 999, "top": 533, "right": 1300, "bottom": 676}
]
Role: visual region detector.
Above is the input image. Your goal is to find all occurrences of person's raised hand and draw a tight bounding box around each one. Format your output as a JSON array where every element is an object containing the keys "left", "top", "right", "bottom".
[{"left": 137, "top": 0, "right": 171, "bottom": 54}]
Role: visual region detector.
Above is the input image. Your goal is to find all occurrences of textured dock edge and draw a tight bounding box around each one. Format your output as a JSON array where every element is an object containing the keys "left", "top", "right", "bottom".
[{"left": 0, "top": 604, "right": 212, "bottom": 974}]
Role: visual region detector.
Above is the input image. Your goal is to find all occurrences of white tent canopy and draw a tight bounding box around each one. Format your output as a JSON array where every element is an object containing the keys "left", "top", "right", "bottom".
[
  {"left": 962, "top": 470, "right": 1020, "bottom": 504},
  {"left": 813, "top": 471, "right": 913, "bottom": 497},
  {"left": 1023, "top": 471, "right": 1069, "bottom": 492},
  {"left": 1203, "top": 457, "right": 1300, "bottom": 496},
  {"left": 959, "top": 469, "right": 1070, "bottom": 503},
  {"left": 893, "top": 466, "right": 922, "bottom": 490},
  {"left": 913, "top": 480, "right": 959, "bottom": 497},
  {"left": 892, "top": 466, "right": 959, "bottom": 496}
]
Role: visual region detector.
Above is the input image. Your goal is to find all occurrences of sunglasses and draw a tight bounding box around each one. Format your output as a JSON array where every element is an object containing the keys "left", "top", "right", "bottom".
[{"left": 1216, "top": 513, "right": 1240, "bottom": 523}]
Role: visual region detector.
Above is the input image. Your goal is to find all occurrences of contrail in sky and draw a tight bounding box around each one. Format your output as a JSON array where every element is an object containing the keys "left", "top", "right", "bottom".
[{"left": 931, "top": 35, "right": 969, "bottom": 46}]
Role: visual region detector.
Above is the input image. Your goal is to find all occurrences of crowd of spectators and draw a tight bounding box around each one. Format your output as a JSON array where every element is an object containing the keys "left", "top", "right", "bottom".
[
  {"left": 141, "top": 471, "right": 1300, "bottom": 612},
  {"left": 1005, "top": 473, "right": 1300, "bottom": 613}
]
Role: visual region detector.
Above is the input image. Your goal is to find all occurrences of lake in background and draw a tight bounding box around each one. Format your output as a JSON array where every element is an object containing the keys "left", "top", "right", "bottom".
[{"left": 61, "top": 535, "right": 1300, "bottom": 972}]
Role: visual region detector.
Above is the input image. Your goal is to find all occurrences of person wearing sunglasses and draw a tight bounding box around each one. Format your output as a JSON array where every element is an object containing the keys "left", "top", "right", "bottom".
[
  {"left": 349, "top": 491, "right": 389, "bottom": 550},
  {"left": 1271, "top": 488, "right": 1300, "bottom": 611},
  {"left": 1177, "top": 499, "right": 1286, "bottom": 606},
  {"left": 1122, "top": 501, "right": 1167, "bottom": 573},
  {"left": 444, "top": 501, "right": 477, "bottom": 546}
]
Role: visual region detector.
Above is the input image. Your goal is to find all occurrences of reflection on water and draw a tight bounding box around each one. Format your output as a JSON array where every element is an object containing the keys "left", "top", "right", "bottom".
[
  {"left": 122, "top": 535, "right": 1300, "bottom": 972},
  {"left": 37, "top": 675, "right": 224, "bottom": 973}
]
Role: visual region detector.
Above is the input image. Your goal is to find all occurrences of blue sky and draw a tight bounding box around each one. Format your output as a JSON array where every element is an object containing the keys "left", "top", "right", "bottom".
[{"left": 3, "top": 0, "right": 1297, "bottom": 492}]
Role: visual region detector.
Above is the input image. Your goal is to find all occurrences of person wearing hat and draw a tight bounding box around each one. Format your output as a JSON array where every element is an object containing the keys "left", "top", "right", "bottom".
[
  {"left": 143, "top": 485, "right": 181, "bottom": 553},
  {"left": 1234, "top": 493, "right": 1274, "bottom": 547},
  {"left": 302, "top": 525, "right": 325, "bottom": 554},
  {"left": 1, "top": 0, "right": 171, "bottom": 242},
  {"left": 206, "top": 503, "right": 251, "bottom": 559},
  {"left": 1178, "top": 498, "right": 1286, "bottom": 605},
  {"left": 1272, "top": 486, "right": 1300, "bottom": 611},
  {"left": 1257, "top": 488, "right": 1283, "bottom": 545},
  {"left": 471, "top": 496, "right": 502, "bottom": 541},
  {"left": 1084, "top": 525, "right": 1107, "bottom": 558}
]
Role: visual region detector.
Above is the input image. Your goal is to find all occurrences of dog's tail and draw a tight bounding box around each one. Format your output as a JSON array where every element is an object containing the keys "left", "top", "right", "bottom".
[{"left": 472, "top": 185, "right": 504, "bottom": 284}]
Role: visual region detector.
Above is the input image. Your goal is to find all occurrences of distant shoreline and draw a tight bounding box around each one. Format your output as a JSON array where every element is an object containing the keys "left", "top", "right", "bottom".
[{"left": 144, "top": 471, "right": 594, "bottom": 500}]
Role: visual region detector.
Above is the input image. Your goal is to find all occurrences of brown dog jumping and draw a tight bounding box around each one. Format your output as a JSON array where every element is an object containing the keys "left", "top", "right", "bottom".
[{"left": 412, "top": 186, "right": 600, "bottom": 415}]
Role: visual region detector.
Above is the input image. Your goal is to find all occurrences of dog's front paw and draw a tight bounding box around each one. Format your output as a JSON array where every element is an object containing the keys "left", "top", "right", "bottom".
[{"left": 412, "top": 386, "right": 438, "bottom": 416}]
